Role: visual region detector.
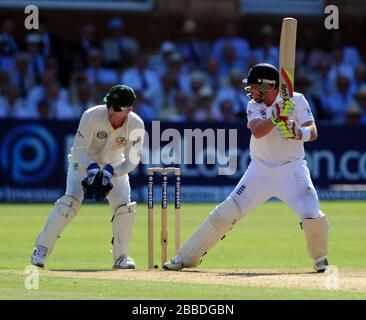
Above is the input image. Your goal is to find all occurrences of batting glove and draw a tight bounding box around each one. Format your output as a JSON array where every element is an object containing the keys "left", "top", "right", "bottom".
[
  {"left": 271, "top": 100, "right": 295, "bottom": 125},
  {"left": 276, "top": 120, "right": 302, "bottom": 140},
  {"left": 101, "top": 164, "right": 114, "bottom": 186},
  {"left": 83, "top": 163, "right": 101, "bottom": 185}
]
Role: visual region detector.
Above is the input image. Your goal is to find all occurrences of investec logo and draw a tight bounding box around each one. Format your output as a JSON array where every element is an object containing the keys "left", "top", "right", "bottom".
[
  {"left": 162, "top": 175, "right": 168, "bottom": 209},
  {"left": 147, "top": 176, "right": 153, "bottom": 209},
  {"left": 175, "top": 177, "right": 181, "bottom": 209}
]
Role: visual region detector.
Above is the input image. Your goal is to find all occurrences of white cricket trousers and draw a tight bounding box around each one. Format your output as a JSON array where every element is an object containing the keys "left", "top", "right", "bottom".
[{"left": 230, "top": 158, "right": 323, "bottom": 219}]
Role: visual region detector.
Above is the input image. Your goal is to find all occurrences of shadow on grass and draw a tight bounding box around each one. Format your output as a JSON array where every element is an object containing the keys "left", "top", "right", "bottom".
[
  {"left": 223, "top": 271, "right": 315, "bottom": 277},
  {"left": 49, "top": 269, "right": 116, "bottom": 272}
]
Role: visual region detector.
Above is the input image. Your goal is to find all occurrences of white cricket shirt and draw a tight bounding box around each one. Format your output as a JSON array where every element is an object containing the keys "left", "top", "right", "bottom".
[
  {"left": 246, "top": 92, "right": 314, "bottom": 165},
  {"left": 70, "top": 105, "right": 145, "bottom": 176}
]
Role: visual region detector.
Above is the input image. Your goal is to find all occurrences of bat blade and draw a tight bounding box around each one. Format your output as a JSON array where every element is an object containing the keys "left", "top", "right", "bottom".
[{"left": 279, "top": 17, "right": 297, "bottom": 100}]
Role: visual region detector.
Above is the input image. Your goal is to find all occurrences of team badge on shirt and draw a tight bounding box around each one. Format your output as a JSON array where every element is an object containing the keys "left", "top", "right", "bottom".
[
  {"left": 96, "top": 131, "right": 108, "bottom": 139},
  {"left": 116, "top": 136, "right": 127, "bottom": 146}
]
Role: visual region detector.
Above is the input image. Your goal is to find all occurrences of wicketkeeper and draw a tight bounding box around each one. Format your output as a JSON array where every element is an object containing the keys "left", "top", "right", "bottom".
[
  {"left": 31, "top": 84, "right": 145, "bottom": 269},
  {"left": 164, "top": 63, "right": 330, "bottom": 273}
]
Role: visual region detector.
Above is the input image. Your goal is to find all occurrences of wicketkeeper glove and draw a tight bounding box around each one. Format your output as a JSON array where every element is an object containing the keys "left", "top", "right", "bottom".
[
  {"left": 83, "top": 163, "right": 100, "bottom": 185},
  {"left": 93, "top": 171, "right": 113, "bottom": 201},
  {"left": 101, "top": 164, "right": 114, "bottom": 186},
  {"left": 81, "top": 170, "right": 114, "bottom": 202},
  {"left": 271, "top": 100, "right": 295, "bottom": 125},
  {"left": 81, "top": 163, "right": 101, "bottom": 200}
]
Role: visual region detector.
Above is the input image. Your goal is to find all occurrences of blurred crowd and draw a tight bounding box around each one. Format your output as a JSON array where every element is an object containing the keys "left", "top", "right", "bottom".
[{"left": 1, "top": 17, "right": 366, "bottom": 125}]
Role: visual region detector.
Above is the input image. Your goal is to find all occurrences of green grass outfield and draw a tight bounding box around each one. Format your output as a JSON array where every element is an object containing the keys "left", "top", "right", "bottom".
[{"left": 0, "top": 201, "right": 365, "bottom": 300}]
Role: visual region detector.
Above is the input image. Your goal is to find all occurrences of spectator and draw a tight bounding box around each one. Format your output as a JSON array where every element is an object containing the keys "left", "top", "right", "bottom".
[
  {"left": 345, "top": 104, "right": 361, "bottom": 125},
  {"left": 194, "top": 85, "right": 214, "bottom": 122},
  {"left": 251, "top": 24, "right": 279, "bottom": 67},
  {"left": 160, "top": 66, "right": 180, "bottom": 120},
  {"left": 102, "top": 17, "right": 139, "bottom": 69},
  {"left": 204, "top": 58, "right": 222, "bottom": 92},
  {"left": 71, "top": 23, "right": 100, "bottom": 69},
  {"left": 219, "top": 100, "right": 236, "bottom": 122},
  {"left": 188, "top": 71, "right": 207, "bottom": 101},
  {"left": 296, "top": 28, "right": 325, "bottom": 72},
  {"left": 85, "top": 48, "right": 118, "bottom": 90},
  {"left": 0, "top": 71, "right": 10, "bottom": 96},
  {"left": 213, "top": 69, "right": 249, "bottom": 120},
  {"left": 321, "top": 74, "right": 354, "bottom": 124},
  {"left": 309, "top": 59, "right": 332, "bottom": 100},
  {"left": 347, "top": 85, "right": 366, "bottom": 124},
  {"left": 177, "top": 18, "right": 210, "bottom": 70},
  {"left": 217, "top": 43, "right": 246, "bottom": 80},
  {"left": 37, "top": 18, "right": 69, "bottom": 85},
  {"left": 132, "top": 90, "right": 157, "bottom": 121},
  {"left": 353, "top": 64, "right": 366, "bottom": 91},
  {"left": 295, "top": 72, "right": 320, "bottom": 120},
  {"left": 163, "top": 52, "right": 191, "bottom": 96},
  {"left": 0, "top": 19, "right": 18, "bottom": 55},
  {"left": 330, "top": 32, "right": 362, "bottom": 69},
  {"left": 121, "top": 52, "right": 163, "bottom": 112},
  {"left": 9, "top": 52, "right": 36, "bottom": 98},
  {"left": 26, "top": 69, "right": 68, "bottom": 115},
  {"left": 328, "top": 47, "right": 355, "bottom": 93},
  {"left": 43, "top": 80, "right": 74, "bottom": 119},
  {"left": 25, "top": 33, "right": 45, "bottom": 84},
  {"left": 0, "top": 19, "right": 18, "bottom": 72},
  {"left": 0, "top": 83, "right": 28, "bottom": 118},
  {"left": 36, "top": 99, "right": 51, "bottom": 119},
  {"left": 211, "top": 21, "right": 251, "bottom": 68},
  {"left": 68, "top": 81, "right": 95, "bottom": 117},
  {"left": 171, "top": 91, "right": 195, "bottom": 122},
  {"left": 152, "top": 41, "right": 177, "bottom": 77}
]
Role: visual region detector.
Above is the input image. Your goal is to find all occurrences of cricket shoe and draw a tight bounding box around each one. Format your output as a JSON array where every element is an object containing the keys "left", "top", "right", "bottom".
[
  {"left": 163, "top": 255, "right": 183, "bottom": 271},
  {"left": 113, "top": 255, "right": 136, "bottom": 269},
  {"left": 31, "top": 245, "right": 48, "bottom": 268},
  {"left": 313, "top": 256, "right": 328, "bottom": 273}
]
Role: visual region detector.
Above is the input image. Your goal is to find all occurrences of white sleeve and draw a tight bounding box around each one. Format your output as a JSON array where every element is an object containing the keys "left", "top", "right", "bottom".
[
  {"left": 71, "top": 112, "right": 94, "bottom": 169},
  {"left": 115, "top": 121, "right": 145, "bottom": 177},
  {"left": 295, "top": 94, "right": 314, "bottom": 125},
  {"left": 246, "top": 101, "right": 264, "bottom": 128}
]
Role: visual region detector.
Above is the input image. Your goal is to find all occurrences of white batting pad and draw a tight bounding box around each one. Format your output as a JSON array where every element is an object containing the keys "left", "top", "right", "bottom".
[
  {"left": 178, "top": 197, "right": 241, "bottom": 267},
  {"left": 301, "top": 215, "right": 330, "bottom": 259}
]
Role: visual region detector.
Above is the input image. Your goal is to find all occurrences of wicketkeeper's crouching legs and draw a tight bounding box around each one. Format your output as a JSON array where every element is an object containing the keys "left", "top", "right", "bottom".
[
  {"left": 165, "top": 197, "right": 242, "bottom": 269},
  {"left": 111, "top": 202, "right": 136, "bottom": 269},
  {"left": 31, "top": 195, "right": 82, "bottom": 267}
]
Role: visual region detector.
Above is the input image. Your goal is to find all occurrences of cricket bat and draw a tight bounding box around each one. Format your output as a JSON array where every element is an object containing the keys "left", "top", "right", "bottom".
[{"left": 279, "top": 17, "right": 297, "bottom": 100}]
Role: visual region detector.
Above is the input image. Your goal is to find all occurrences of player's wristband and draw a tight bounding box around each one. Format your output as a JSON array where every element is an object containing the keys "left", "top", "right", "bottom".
[{"left": 301, "top": 127, "right": 311, "bottom": 142}]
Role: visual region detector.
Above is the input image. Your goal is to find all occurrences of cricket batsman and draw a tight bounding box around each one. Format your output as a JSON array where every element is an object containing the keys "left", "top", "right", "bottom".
[
  {"left": 164, "top": 63, "right": 329, "bottom": 272},
  {"left": 31, "top": 84, "right": 145, "bottom": 269}
]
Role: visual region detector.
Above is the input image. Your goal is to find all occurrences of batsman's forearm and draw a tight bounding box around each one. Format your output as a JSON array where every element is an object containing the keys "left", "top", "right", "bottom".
[
  {"left": 301, "top": 121, "right": 318, "bottom": 141},
  {"left": 249, "top": 119, "right": 276, "bottom": 139}
]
